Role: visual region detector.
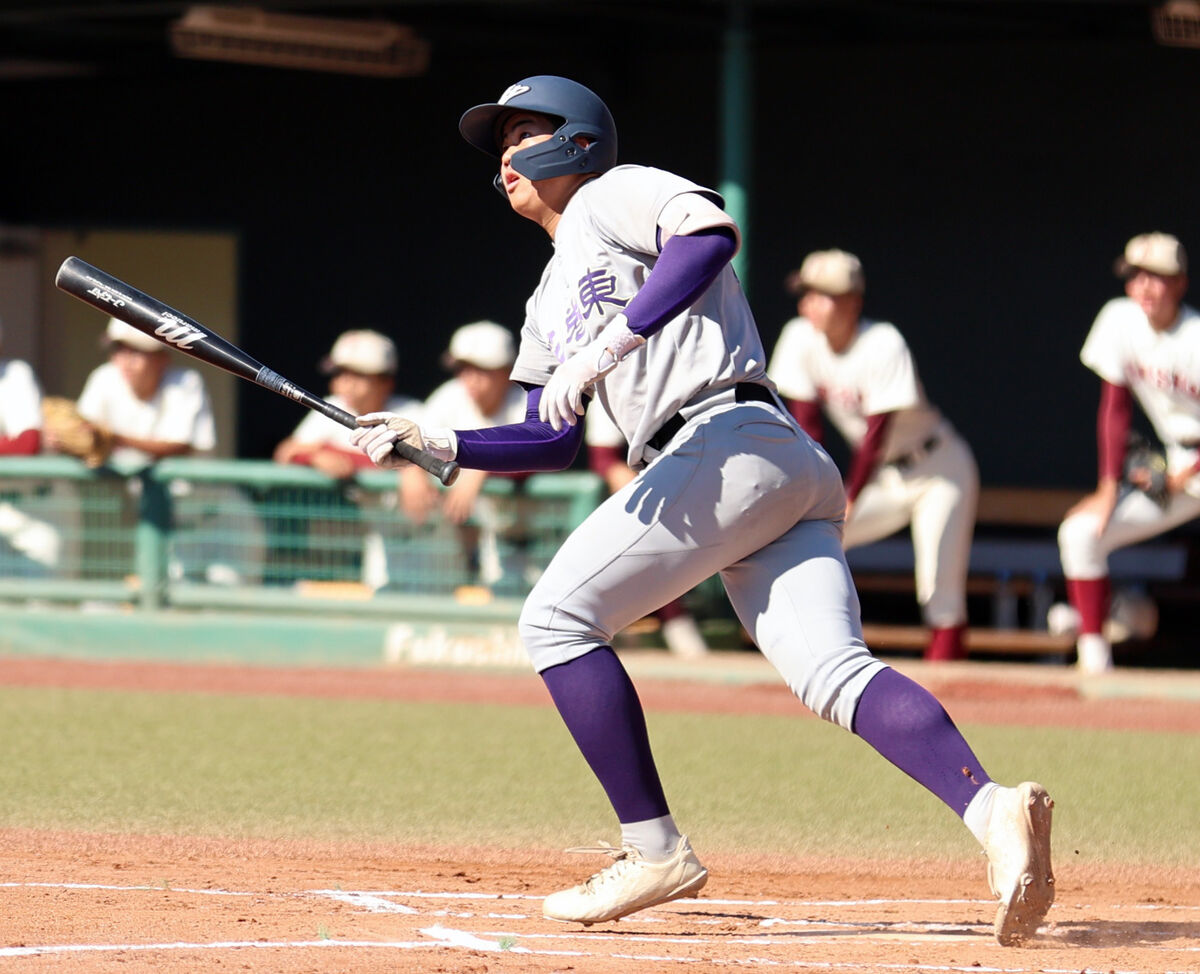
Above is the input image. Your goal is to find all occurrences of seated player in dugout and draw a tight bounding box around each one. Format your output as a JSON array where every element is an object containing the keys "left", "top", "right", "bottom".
[
  {"left": 350, "top": 75, "right": 1052, "bottom": 944},
  {"left": 0, "top": 317, "right": 43, "bottom": 456},
  {"left": 400, "top": 320, "right": 526, "bottom": 526},
  {"left": 1058, "top": 232, "right": 1200, "bottom": 674},
  {"left": 273, "top": 329, "right": 420, "bottom": 478},
  {"left": 768, "top": 250, "right": 979, "bottom": 662},
  {"left": 65, "top": 317, "right": 216, "bottom": 465},
  {"left": 400, "top": 320, "right": 529, "bottom": 590}
]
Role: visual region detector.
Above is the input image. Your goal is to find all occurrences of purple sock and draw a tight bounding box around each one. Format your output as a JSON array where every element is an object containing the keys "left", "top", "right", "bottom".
[
  {"left": 852, "top": 666, "right": 992, "bottom": 817},
  {"left": 540, "top": 647, "right": 670, "bottom": 824}
]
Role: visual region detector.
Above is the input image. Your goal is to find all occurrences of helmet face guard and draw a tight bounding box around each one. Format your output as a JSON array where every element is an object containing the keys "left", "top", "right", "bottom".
[{"left": 459, "top": 76, "right": 617, "bottom": 192}]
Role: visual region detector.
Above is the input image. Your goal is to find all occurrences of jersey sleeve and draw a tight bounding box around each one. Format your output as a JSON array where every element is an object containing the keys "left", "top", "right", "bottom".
[
  {"left": 858, "top": 324, "right": 922, "bottom": 415},
  {"left": 767, "top": 319, "right": 819, "bottom": 401},
  {"left": 1079, "top": 298, "right": 1130, "bottom": 385},
  {"left": 0, "top": 361, "right": 43, "bottom": 435},
  {"left": 175, "top": 370, "right": 217, "bottom": 451},
  {"left": 588, "top": 166, "right": 734, "bottom": 256},
  {"left": 288, "top": 400, "right": 343, "bottom": 444},
  {"left": 509, "top": 282, "right": 563, "bottom": 388},
  {"left": 75, "top": 366, "right": 108, "bottom": 426}
]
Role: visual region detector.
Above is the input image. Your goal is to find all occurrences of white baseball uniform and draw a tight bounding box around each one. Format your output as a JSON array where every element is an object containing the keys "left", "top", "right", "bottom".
[
  {"left": 420, "top": 376, "right": 528, "bottom": 587},
  {"left": 510, "top": 165, "right": 884, "bottom": 728},
  {"left": 1059, "top": 296, "right": 1200, "bottom": 579},
  {"left": 422, "top": 378, "right": 526, "bottom": 430},
  {"left": 0, "top": 359, "right": 43, "bottom": 442},
  {"left": 77, "top": 362, "right": 216, "bottom": 466},
  {"left": 768, "top": 317, "right": 978, "bottom": 629}
]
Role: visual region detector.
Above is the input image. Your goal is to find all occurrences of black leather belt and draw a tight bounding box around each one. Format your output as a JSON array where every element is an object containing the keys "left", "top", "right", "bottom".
[
  {"left": 646, "top": 383, "right": 778, "bottom": 453},
  {"left": 891, "top": 435, "right": 941, "bottom": 471}
]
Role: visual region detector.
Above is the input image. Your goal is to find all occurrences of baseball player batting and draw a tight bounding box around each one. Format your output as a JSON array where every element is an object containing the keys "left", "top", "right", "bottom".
[
  {"left": 768, "top": 250, "right": 979, "bottom": 661},
  {"left": 350, "top": 75, "right": 1054, "bottom": 944}
]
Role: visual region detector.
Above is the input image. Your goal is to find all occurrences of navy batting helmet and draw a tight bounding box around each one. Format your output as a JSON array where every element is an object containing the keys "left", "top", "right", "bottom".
[{"left": 459, "top": 76, "right": 618, "bottom": 188}]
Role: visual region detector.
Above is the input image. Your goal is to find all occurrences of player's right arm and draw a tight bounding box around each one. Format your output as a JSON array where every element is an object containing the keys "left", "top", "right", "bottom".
[
  {"left": 1064, "top": 379, "right": 1129, "bottom": 532},
  {"left": 352, "top": 385, "right": 585, "bottom": 473}
]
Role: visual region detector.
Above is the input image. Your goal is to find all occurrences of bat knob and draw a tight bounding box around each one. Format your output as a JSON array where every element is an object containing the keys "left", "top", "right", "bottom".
[{"left": 438, "top": 460, "right": 461, "bottom": 487}]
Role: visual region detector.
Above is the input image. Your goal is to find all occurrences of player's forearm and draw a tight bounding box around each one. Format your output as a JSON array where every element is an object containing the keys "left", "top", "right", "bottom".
[
  {"left": 112, "top": 433, "right": 193, "bottom": 459},
  {"left": 785, "top": 399, "right": 823, "bottom": 443},
  {"left": 620, "top": 228, "right": 738, "bottom": 339},
  {"left": 1096, "top": 381, "right": 1132, "bottom": 482},
  {"left": 454, "top": 386, "right": 584, "bottom": 472},
  {"left": 844, "top": 413, "right": 892, "bottom": 502}
]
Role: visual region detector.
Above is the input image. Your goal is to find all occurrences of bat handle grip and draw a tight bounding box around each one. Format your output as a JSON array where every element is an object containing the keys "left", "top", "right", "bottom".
[{"left": 392, "top": 440, "right": 460, "bottom": 486}]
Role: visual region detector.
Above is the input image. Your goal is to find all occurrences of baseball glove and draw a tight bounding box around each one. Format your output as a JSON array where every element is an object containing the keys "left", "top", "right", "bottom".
[
  {"left": 41, "top": 396, "right": 114, "bottom": 468},
  {"left": 1123, "top": 432, "right": 1169, "bottom": 508}
]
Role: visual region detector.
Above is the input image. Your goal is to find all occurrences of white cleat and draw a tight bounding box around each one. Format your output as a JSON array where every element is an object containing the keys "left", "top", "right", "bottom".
[
  {"left": 542, "top": 834, "right": 708, "bottom": 925},
  {"left": 984, "top": 781, "right": 1055, "bottom": 945}
]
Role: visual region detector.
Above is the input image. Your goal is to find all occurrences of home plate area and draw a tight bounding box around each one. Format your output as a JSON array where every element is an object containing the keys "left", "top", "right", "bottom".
[{"left": 4, "top": 875, "right": 1199, "bottom": 973}]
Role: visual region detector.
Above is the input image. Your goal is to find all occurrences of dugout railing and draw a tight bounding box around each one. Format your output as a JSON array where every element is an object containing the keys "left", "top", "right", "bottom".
[{"left": 0, "top": 456, "right": 605, "bottom": 616}]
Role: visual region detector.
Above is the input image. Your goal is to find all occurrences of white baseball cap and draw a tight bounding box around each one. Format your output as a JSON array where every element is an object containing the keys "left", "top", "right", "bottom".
[
  {"left": 320, "top": 329, "right": 397, "bottom": 376},
  {"left": 1114, "top": 232, "right": 1188, "bottom": 278},
  {"left": 441, "top": 320, "right": 516, "bottom": 370},
  {"left": 786, "top": 249, "right": 866, "bottom": 297},
  {"left": 104, "top": 316, "right": 165, "bottom": 354}
]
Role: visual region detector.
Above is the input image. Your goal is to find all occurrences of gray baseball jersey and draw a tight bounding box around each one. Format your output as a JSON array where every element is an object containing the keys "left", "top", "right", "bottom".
[{"left": 509, "top": 165, "right": 772, "bottom": 469}]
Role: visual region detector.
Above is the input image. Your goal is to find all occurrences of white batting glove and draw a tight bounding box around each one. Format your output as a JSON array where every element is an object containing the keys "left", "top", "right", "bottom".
[
  {"left": 351, "top": 413, "right": 458, "bottom": 470},
  {"left": 539, "top": 315, "right": 646, "bottom": 431}
]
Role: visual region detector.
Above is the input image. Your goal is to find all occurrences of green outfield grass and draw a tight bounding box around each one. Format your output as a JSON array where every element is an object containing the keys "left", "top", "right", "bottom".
[{"left": 0, "top": 684, "right": 1195, "bottom": 866}]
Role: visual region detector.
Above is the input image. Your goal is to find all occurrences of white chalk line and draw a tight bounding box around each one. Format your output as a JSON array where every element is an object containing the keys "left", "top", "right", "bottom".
[
  {"left": 0, "top": 881, "right": 254, "bottom": 897},
  {"left": 3, "top": 882, "right": 1196, "bottom": 972}
]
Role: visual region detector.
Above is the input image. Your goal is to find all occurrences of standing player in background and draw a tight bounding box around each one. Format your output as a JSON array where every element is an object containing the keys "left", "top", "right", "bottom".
[
  {"left": 0, "top": 318, "right": 43, "bottom": 455},
  {"left": 274, "top": 329, "right": 418, "bottom": 478},
  {"left": 1058, "top": 233, "right": 1200, "bottom": 673},
  {"left": 351, "top": 76, "right": 1053, "bottom": 944},
  {"left": 586, "top": 405, "right": 710, "bottom": 658},
  {"left": 768, "top": 251, "right": 978, "bottom": 661}
]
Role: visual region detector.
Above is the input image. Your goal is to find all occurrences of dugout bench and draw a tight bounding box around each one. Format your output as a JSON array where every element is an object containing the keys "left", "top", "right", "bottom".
[{"left": 847, "top": 486, "right": 1194, "bottom": 657}]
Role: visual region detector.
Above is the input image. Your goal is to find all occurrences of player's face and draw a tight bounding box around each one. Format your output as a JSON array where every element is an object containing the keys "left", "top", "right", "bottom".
[
  {"left": 1125, "top": 269, "right": 1187, "bottom": 331},
  {"left": 331, "top": 369, "right": 393, "bottom": 415},
  {"left": 497, "top": 112, "right": 588, "bottom": 229},
  {"left": 457, "top": 363, "right": 511, "bottom": 417},
  {"left": 110, "top": 344, "right": 168, "bottom": 401},
  {"left": 799, "top": 291, "right": 861, "bottom": 352}
]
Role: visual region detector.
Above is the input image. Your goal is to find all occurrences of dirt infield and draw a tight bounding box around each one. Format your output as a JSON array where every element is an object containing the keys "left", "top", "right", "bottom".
[{"left": 2, "top": 653, "right": 1199, "bottom": 972}]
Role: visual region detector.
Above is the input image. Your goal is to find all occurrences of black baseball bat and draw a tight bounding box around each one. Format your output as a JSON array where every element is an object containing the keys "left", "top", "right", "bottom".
[{"left": 54, "top": 256, "right": 459, "bottom": 486}]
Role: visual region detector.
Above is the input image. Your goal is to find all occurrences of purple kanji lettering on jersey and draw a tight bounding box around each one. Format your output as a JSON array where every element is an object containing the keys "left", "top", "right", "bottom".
[{"left": 577, "top": 269, "right": 629, "bottom": 318}]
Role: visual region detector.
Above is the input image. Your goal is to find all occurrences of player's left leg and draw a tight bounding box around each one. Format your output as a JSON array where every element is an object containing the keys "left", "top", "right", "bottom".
[
  {"left": 907, "top": 435, "right": 978, "bottom": 661},
  {"left": 524, "top": 403, "right": 838, "bottom": 924},
  {"left": 1058, "top": 487, "right": 1200, "bottom": 671},
  {"left": 840, "top": 466, "right": 912, "bottom": 550},
  {"left": 723, "top": 524, "right": 1053, "bottom": 945}
]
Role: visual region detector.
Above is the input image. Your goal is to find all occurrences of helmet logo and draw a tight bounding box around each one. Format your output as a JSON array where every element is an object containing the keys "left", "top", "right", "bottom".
[{"left": 497, "top": 83, "right": 531, "bottom": 105}]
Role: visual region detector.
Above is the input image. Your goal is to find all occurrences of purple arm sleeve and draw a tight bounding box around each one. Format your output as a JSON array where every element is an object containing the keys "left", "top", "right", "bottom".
[
  {"left": 622, "top": 227, "right": 738, "bottom": 339},
  {"left": 453, "top": 385, "right": 585, "bottom": 472}
]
